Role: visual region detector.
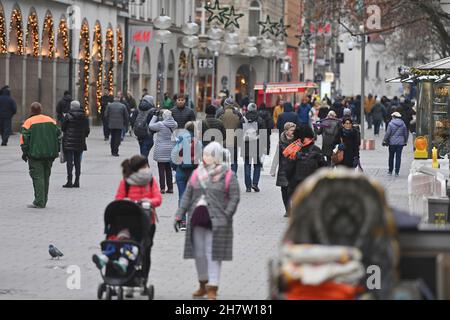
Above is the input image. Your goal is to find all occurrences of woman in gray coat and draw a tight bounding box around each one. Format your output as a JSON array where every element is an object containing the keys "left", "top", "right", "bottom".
[
  {"left": 175, "top": 142, "right": 240, "bottom": 300},
  {"left": 149, "top": 110, "right": 178, "bottom": 193}
]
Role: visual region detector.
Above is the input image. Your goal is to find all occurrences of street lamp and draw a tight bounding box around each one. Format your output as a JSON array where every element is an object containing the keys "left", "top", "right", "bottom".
[
  {"left": 154, "top": 9, "right": 172, "bottom": 106},
  {"left": 182, "top": 16, "right": 199, "bottom": 111}
]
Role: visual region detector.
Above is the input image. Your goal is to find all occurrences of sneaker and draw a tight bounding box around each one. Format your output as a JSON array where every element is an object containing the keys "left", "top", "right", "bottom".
[
  {"left": 166, "top": 189, "right": 174, "bottom": 194},
  {"left": 92, "top": 254, "right": 108, "bottom": 270},
  {"left": 387, "top": 171, "right": 392, "bottom": 176},
  {"left": 252, "top": 185, "right": 260, "bottom": 192},
  {"left": 1, "top": 142, "right": 7, "bottom": 146},
  {"left": 160, "top": 189, "right": 166, "bottom": 194},
  {"left": 27, "top": 203, "right": 44, "bottom": 209},
  {"left": 112, "top": 260, "right": 128, "bottom": 275},
  {"left": 104, "top": 137, "right": 109, "bottom": 141},
  {"left": 246, "top": 188, "right": 252, "bottom": 193},
  {"left": 283, "top": 212, "right": 288, "bottom": 218},
  {"left": 395, "top": 173, "right": 399, "bottom": 177},
  {"left": 180, "top": 221, "right": 187, "bottom": 232}
]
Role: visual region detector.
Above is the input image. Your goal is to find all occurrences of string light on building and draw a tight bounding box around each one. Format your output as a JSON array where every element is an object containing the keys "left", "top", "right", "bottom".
[
  {"left": 0, "top": 8, "right": 6, "bottom": 53},
  {"left": 117, "top": 28, "right": 123, "bottom": 64},
  {"left": 94, "top": 24, "right": 103, "bottom": 114},
  {"left": 80, "top": 23, "right": 90, "bottom": 114},
  {"left": 106, "top": 28, "right": 115, "bottom": 95},
  {"left": 10, "top": 8, "right": 24, "bottom": 55},
  {"left": 43, "top": 14, "right": 55, "bottom": 58},
  {"left": 26, "top": 12, "right": 39, "bottom": 56},
  {"left": 58, "top": 18, "right": 69, "bottom": 59}
]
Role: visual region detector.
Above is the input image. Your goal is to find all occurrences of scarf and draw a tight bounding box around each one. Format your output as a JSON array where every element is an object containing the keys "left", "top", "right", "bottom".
[
  {"left": 283, "top": 138, "right": 314, "bottom": 160},
  {"left": 196, "top": 163, "right": 228, "bottom": 189},
  {"left": 126, "top": 171, "right": 153, "bottom": 186}
]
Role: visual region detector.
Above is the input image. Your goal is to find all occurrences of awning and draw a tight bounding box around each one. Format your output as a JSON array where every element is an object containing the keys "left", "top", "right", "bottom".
[
  {"left": 254, "top": 82, "right": 318, "bottom": 94},
  {"left": 386, "top": 57, "right": 450, "bottom": 83}
]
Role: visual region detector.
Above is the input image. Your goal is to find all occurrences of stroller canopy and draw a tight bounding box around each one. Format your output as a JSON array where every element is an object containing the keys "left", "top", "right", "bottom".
[{"left": 104, "top": 200, "right": 150, "bottom": 242}]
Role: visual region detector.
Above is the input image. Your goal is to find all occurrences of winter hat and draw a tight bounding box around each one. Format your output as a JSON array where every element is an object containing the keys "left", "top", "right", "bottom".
[
  {"left": 70, "top": 100, "right": 81, "bottom": 111},
  {"left": 391, "top": 112, "right": 402, "bottom": 118},
  {"left": 206, "top": 105, "right": 217, "bottom": 115},
  {"left": 224, "top": 97, "right": 235, "bottom": 108},
  {"left": 284, "top": 122, "right": 296, "bottom": 131},
  {"left": 162, "top": 110, "right": 172, "bottom": 120},
  {"left": 247, "top": 103, "right": 257, "bottom": 112},
  {"left": 143, "top": 95, "right": 155, "bottom": 106},
  {"left": 327, "top": 110, "right": 337, "bottom": 118},
  {"left": 343, "top": 108, "right": 351, "bottom": 116}
]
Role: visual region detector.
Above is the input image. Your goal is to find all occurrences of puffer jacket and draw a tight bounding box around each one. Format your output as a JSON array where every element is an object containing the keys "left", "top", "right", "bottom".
[
  {"left": 384, "top": 118, "right": 408, "bottom": 146},
  {"left": 370, "top": 103, "right": 386, "bottom": 122},
  {"left": 56, "top": 95, "right": 72, "bottom": 123},
  {"left": 149, "top": 115, "right": 178, "bottom": 162},
  {"left": 0, "top": 88, "right": 17, "bottom": 119},
  {"left": 315, "top": 117, "right": 341, "bottom": 156},
  {"left": 62, "top": 109, "right": 90, "bottom": 151},
  {"left": 277, "top": 103, "right": 299, "bottom": 131},
  {"left": 286, "top": 143, "right": 326, "bottom": 189},
  {"left": 202, "top": 116, "right": 226, "bottom": 146},
  {"left": 171, "top": 105, "right": 196, "bottom": 130},
  {"left": 131, "top": 98, "right": 157, "bottom": 137}
]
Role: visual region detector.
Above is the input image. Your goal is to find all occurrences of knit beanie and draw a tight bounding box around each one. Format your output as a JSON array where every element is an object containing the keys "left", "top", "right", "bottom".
[
  {"left": 247, "top": 103, "right": 257, "bottom": 112},
  {"left": 70, "top": 100, "right": 81, "bottom": 111}
]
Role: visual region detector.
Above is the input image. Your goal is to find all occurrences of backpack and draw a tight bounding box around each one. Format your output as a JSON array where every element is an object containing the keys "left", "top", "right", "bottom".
[
  {"left": 133, "top": 109, "right": 151, "bottom": 138},
  {"left": 189, "top": 169, "right": 233, "bottom": 199},
  {"left": 179, "top": 137, "right": 199, "bottom": 170},
  {"left": 221, "top": 109, "right": 240, "bottom": 130},
  {"left": 243, "top": 116, "right": 259, "bottom": 141}
]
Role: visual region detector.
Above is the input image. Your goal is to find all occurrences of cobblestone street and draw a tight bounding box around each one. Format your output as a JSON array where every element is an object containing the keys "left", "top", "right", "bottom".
[{"left": 0, "top": 125, "right": 413, "bottom": 299}]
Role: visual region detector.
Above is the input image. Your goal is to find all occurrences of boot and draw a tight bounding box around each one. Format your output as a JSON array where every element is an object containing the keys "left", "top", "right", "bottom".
[
  {"left": 63, "top": 175, "right": 73, "bottom": 188},
  {"left": 73, "top": 176, "right": 80, "bottom": 188},
  {"left": 206, "top": 285, "right": 218, "bottom": 300},
  {"left": 192, "top": 280, "right": 208, "bottom": 298}
]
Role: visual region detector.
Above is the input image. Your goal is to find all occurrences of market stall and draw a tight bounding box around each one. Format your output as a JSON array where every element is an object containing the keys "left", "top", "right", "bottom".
[{"left": 254, "top": 81, "right": 318, "bottom": 107}]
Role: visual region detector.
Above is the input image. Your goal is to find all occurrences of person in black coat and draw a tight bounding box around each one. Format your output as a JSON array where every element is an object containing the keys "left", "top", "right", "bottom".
[
  {"left": 258, "top": 103, "right": 274, "bottom": 155},
  {"left": 202, "top": 105, "right": 226, "bottom": 146},
  {"left": 171, "top": 94, "right": 196, "bottom": 130},
  {"left": 100, "top": 89, "right": 114, "bottom": 140},
  {"left": 285, "top": 125, "right": 327, "bottom": 206},
  {"left": 61, "top": 100, "right": 90, "bottom": 188},
  {"left": 339, "top": 117, "right": 360, "bottom": 168},
  {"left": 0, "top": 86, "right": 17, "bottom": 146},
  {"left": 56, "top": 91, "right": 73, "bottom": 124},
  {"left": 277, "top": 102, "right": 299, "bottom": 135}
]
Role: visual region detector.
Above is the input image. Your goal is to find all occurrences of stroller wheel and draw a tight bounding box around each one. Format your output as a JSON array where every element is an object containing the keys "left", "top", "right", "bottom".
[
  {"left": 147, "top": 285, "right": 154, "bottom": 300},
  {"left": 97, "top": 283, "right": 106, "bottom": 300},
  {"left": 105, "top": 286, "right": 112, "bottom": 300},
  {"left": 117, "top": 287, "right": 124, "bottom": 300}
]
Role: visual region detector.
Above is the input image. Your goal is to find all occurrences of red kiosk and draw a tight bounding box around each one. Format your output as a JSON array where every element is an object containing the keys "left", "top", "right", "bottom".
[{"left": 254, "top": 82, "right": 319, "bottom": 107}]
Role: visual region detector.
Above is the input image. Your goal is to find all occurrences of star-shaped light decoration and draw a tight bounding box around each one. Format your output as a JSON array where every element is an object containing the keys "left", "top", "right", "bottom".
[
  {"left": 296, "top": 27, "right": 312, "bottom": 46},
  {"left": 258, "top": 15, "right": 278, "bottom": 36},
  {"left": 275, "top": 18, "right": 290, "bottom": 38},
  {"left": 223, "top": 5, "right": 244, "bottom": 29},
  {"left": 205, "top": 0, "right": 228, "bottom": 24}
]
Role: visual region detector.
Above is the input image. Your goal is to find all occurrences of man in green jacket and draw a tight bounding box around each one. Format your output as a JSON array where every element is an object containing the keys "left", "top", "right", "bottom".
[{"left": 20, "top": 102, "right": 61, "bottom": 208}]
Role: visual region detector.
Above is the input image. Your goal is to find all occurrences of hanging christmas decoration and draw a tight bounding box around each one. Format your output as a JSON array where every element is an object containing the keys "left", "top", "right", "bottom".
[
  {"left": 10, "top": 8, "right": 24, "bottom": 55},
  {"left": 26, "top": 12, "right": 39, "bottom": 56},
  {"left": 117, "top": 28, "right": 123, "bottom": 64},
  {"left": 410, "top": 68, "right": 450, "bottom": 77},
  {"left": 204, "top": 0, "right": 228, "bottom": 24},
  {"left": 275, "top": 18, "right": 290, "bottom": 38},
  {"left": 42, "top": 14, "right": 55, "bottom": 58},
  {"left": 105, "top": 28, "right": 115, "bottom": 95},
  {"left": 0, "top": 7, "right": 6, "bottom": 53},
  {"left": 80, "top": 22, "right": 90, "bottom": 114},
  {"left": 94, "top": 23, "right": 103, "bottom": 114},
  {"left": 258, "top": 15, "right": 277, "bottom": 36},
  {"left": 223, "top": 5, "right": 244, "bottom": 29},
  {"left": 58, "top": 18, "right": 69, "bottom": 59}
]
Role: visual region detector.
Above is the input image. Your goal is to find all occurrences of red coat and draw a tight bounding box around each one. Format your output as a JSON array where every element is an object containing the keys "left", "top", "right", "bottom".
[{"left": 115, "top": 178, "right": 162, "bottom": 224}]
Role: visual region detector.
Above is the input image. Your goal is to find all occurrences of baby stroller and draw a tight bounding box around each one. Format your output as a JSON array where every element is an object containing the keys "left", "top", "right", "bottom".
[{"left": 97, "top": 200, "right": 155, "bottom": 300}]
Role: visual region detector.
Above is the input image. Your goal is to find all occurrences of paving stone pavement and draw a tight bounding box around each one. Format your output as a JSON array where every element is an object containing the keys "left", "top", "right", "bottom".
[{"left": 0, "top": 123, "right": 413, "bottom": 300}]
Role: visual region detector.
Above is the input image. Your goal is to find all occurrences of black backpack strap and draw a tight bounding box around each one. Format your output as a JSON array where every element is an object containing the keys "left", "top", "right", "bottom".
[{"left": 124, "top": 179, "right": 130, "bottom": 197}]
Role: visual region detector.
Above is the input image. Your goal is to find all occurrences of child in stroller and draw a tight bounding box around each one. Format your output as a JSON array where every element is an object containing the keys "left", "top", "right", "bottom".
[{"left": 92, "top": 228, "right": 139, "bottom": 275}]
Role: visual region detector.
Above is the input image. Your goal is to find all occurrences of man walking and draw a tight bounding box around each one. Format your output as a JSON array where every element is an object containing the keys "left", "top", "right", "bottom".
[
  {"left": 20, "top": 102, "right": 60, "bottom": 208},
  {"left": 0, "top": 86, "right": 17, "bottom": 146},
  {"left": 171, "top": 94, "right": 196, "bottom": 130},
  {"left": 100, "top": 89, "right": 113, "bottom": 141},
  {"left": 56, "top": 91, "right": 73, "bottom": 124},
  {"left": 105, "top": 94, "right": 129, "bottom": 156},
  {"left": 383, "top": 112, "right": 408, "bottom": 177}
]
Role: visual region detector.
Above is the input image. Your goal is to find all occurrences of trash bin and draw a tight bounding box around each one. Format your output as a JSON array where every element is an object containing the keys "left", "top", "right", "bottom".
[{"left": 428, "top": 197, "right": 450, "bottom": 224}]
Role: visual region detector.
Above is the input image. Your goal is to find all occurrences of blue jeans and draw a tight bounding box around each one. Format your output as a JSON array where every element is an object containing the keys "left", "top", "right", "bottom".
[
  {"left": 373, "top": 119, "right": 382, "bottom": 135},
  {"left": 0, "top": 118, "right": 12, "bottom": 145},
  {"left": 231, "top": 163, "right": 238, "bottom": 175},
  {"left": 139, "top": 137, "right": 154, "bottom": 159},
  {"left": 176, "top": 167, "right": 194, "bottom": 222},
  {"left": 244, "top": 163, "right": 261, "bottom": 188},
  {"left": 388, "top": 145, "right": 403, "bottom": 174}
]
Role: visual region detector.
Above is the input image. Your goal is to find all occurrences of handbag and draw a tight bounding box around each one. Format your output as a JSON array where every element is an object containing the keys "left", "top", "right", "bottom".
[{"left": 59, "top": 141, "right": 66, "bottom": 163}]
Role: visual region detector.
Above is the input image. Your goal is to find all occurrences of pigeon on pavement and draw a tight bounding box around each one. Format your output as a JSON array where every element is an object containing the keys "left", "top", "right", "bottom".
[{"left": 49, "top": 245, "right": 64, "bottom": 259}]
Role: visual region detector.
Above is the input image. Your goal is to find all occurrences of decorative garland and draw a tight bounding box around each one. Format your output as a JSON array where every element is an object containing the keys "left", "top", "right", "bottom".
[
  {"left": 0, "top": 7, "right": 6, "bottom": 53},
  {"left": 58, "top": 18, "right": 69, "bottom": 59},
  {"left": 117, "top": 28, "right": 123, "bottom": 64},
  {"left": 80, "top": 22, "right": 90, "bottom": 114},
  {"left": 43, "top": 14, "right": 55, "bottom": 58},
  {"left": 10, "top": 8, "right": 24, "bottom": 55},
  {"left": 26, "top": 11, "right": 39, "bottom": 56},
  {"left": 105, "top": 28, "right": 115, "bottom": 96},
  {"left": 410, "top": 67, "right": 450, "bottom": 77},
  {"left": 94, "top": 23, "right": 103, "bottom": 115}
]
